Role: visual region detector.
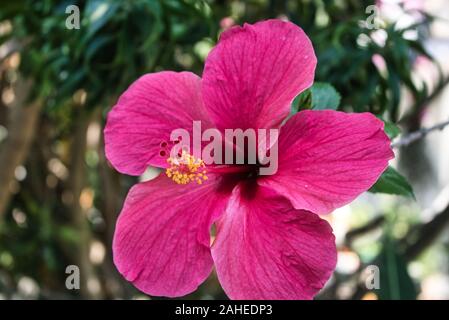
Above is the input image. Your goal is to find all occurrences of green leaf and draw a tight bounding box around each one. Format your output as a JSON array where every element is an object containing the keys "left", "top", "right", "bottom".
[
  {"left": 290, "top": 89, "right": 311, "bottom": 115},
  {"left": 382, "top": 120, "right": 401, "bottom": 140},
  {"left": 85, "top": 0, "right": 120, "bottom": 40},
  {"left": 376, "top": 237, "right": 417, "bottom": 300},
  {"left": 310, "top": 82, "right": 341, "bottom": 110},
  {"left": 290, "top": 82, "right": 341, "bottom": 115},
  {"left": 369, "top": 166, "right": 415, "bottom": 198}
]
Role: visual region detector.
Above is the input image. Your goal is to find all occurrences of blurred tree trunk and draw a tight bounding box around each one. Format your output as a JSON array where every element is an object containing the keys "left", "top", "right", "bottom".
[
  {"left": 0, "top": 78, "right": 42, "bottom": 219},
  {"left": 96, "top": 116, "right": 135, "bottom": 299},
  {"left": 0, "top": 69, "right": 8, "bottom": 126},
  {"left": 67, "top": 111, "right": 103, "bottom": 299}
]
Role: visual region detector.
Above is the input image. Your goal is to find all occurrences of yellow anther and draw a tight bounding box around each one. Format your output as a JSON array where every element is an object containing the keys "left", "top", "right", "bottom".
[{"left": 165, "top": 150, "right": 208, "bottom": 185}]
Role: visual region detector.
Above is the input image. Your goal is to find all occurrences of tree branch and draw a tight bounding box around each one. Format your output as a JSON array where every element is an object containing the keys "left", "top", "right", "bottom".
[
  {"left": 391, "top": 119, "right": 449, "bottom": 148},
  {"left": 0, "top": 78, "right": 42, "bottom": 219},
  {"left": 404, "top": 203, "right": 449, "bottom": 261},
  {"left": 345, "top": 216, "right": 385, "bottom": 246},
  {"left": 344, "top": 202, "right": 449, "bottom": 300}
]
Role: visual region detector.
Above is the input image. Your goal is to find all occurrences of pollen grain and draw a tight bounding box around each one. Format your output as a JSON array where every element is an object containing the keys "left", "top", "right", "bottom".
[{"left": 165, "top": 151, "right": 208, "bottom": 185}]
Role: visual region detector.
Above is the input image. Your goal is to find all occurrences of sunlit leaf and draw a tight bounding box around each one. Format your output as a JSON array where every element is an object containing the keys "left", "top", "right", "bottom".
[
  {"left": 382, "top": 120, "right": 401, "bottom": 140},
  {"left": 369, "top": 166, "right": 415, "bottom": 198}
]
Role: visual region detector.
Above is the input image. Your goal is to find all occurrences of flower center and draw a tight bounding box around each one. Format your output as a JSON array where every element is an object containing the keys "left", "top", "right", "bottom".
[{"left": 165, "top": 150, "right": 208, "bottom": 185}]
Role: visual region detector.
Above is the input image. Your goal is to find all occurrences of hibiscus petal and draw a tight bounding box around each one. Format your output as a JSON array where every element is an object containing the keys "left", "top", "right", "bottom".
[
  {"left": 113, "top": 174, "right": 231, "bottom": 297},
  {"left": 259, "top": 110, "right": 394, "bottom": 214},
  {"left": 104, "top": 71, "right": 213, "bottom": 175},
  {"left": 202, "top": 19, "right": 316, "bottom": 130},
  {"left": 212, "top": 183, "right": 337, "bottom": 300}
]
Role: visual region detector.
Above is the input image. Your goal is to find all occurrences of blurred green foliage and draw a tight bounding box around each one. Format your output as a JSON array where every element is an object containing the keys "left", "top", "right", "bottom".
[{"left": 0, "top": 0, "right": 438, "bottom": 118}]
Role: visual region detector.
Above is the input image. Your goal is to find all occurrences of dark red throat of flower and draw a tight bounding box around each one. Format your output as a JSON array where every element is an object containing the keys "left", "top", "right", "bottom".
[{"left": 165, "top": 151, "right": 264, "bottom": 185}]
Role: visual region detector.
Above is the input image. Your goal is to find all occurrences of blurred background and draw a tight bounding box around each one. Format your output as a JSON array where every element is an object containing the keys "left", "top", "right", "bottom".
[{"left": 0, "top": 0, "right": 449, "bottom": 300}]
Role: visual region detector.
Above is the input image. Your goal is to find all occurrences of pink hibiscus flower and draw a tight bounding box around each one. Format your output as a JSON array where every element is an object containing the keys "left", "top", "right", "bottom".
[{"left": 104, "top": 19, "right": 394, "bottom": 300}]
